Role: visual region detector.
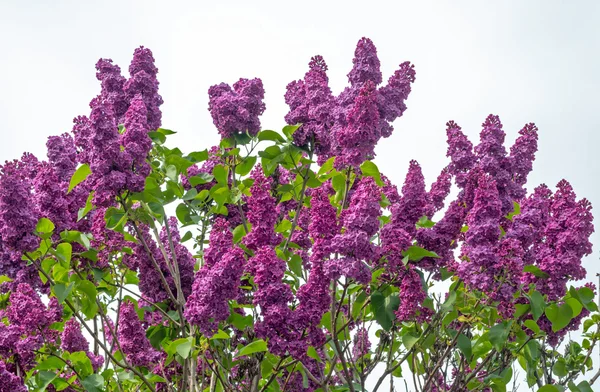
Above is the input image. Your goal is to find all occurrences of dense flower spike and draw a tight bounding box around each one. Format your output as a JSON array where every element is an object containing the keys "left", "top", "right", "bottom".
[
  {"left": 208, "top": 78, "right": 266, "bottom": 138},
  {"left": 244, "top": 167, "right": 281, "bottom": 250},
  {"left": 124, "top": 47, "right": 163, "bottom": 131},
  {"left": 396, "top": 267, "right": 430, "bottom": 322},
  {"left": 46, "top": 133, "right": 78, "bottom": 182},
  {"left": 33, "top": 163, "right": 72, "bottom": 234},
  {"left": 96, "top": 58, "right": 128, "bottom": 124},
  {"left": 333, "top": 81, "right": 381, "bottom": 167},
  {"left": 0, "top": 360, "right": 26, "bottom": 392},
  {"left": 377, "top": 61, "right": 416, "bottom": 138},
  {"left": 284, "top": 56, "right": 335, "bottom": 163},
  {"left": 458, "top": 174, "right": 502, "bottom": 293},
  {"left": 352, "top": 327, "right": 371, "bottom": 360},
  {"left": 446, "top": 120, "right": 476, "bottom": 188},
  {"left": 184, "top": 247, "right": 245, "bottom": 335},
  {"left": 121, "top": 94, "right": 153, "bottom": 193},
  {"left": 329, "top": 177, "right": 381, "bottom": 284},
  {"left": 347, "top": 37, "right": 382, "bottom": 87},
  {"left": 118, "top": 302, "right": 159, "bottom": 367},
  {"left": 425, "top": 166, "right": 452, "bottom": 218},
  {"left": 0, "top": 163, "right": 39, "bottom": 253},
  {"left": 61, "top": 318, "right": 104, "bottom": 370},
  {"left": 508, "top": 123, "right": 538, "bottom": 197},
  {"left": 392, "top": 160, "right": 428, "bottom": 237}
]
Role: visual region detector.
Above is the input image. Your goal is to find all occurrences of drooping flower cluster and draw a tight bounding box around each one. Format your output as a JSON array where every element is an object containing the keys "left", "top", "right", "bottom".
[
  {"left": 208, "top": 78, "right": 266, "bottom": 139},
  {"left": 352, "top": 327, "right": 371, "bottom": 359}
]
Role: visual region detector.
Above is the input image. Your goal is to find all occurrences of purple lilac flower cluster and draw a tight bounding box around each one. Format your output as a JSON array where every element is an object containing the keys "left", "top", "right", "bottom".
[{"left": 285, "top": 37, "right": 416, "bottom": 166}]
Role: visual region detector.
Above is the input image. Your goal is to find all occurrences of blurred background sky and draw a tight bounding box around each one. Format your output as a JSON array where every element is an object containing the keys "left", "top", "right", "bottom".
[{"left": 1, "top": 1, "right": 599, "bottom": 390}]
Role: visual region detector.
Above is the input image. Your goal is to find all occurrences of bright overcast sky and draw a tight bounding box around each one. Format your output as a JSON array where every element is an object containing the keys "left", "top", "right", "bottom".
[{"left": 1, "top": 0, "right": 599, "bottom": 389}]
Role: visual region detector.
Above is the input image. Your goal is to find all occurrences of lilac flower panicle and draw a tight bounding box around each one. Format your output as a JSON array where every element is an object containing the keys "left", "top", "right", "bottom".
[
  {"left": 0, "top": 164, "right": 39, "bottom": 253},
  {"left": 458, "top": 174, "right": 502, "bottom": 293},
  {"left": 392, "top": 160, "right": 428, "bottom": 236},
  {"left": 509, "top": 123, "right": 538, "bottom": 192},
  {"left": 244, "top": 167, "right": 281, "bottom": 250},
  {"left": 124, "top": 47, "right": 163, "bottom": 131},
  {"left": 377, "top": 61, "right": 416, "bottom": 138},
  {"left": 333, "top": 81, "right": 381, "bottom": 167},
  {"left": 446, "top": 120, "right": 475, "bottom": 188},
  {"left": 96, "top": 58, "right": 128, "bottom": 124},
  {"left": 425, "top": 166, "right": 452, "bottom": 218},
  {"left": 46, "top": 133, "right": 78, "bottom": 182},
  {"left": 0, "top": 360, "right": 26, "bottom": 392},
  {"left": 396, "top": 267, "right": 430, "bottom": 322},
  {"left": 347, "top": 37, "right": 382, "bottom": 87},
  {"left": 118, "top": 301, "right": 159, "bottom": 367},
  {"left": 284, "top": 56, "right": 335, "bottom": 162},
  {"left": 122, "top": 94, "right": 153, "bottom": 192},
  {"left": 208, "top": 78, "right": 266, "bottom": 138},
  {"left": 159, "top": 217, "right": 196, "bottom": 299},
  {"left": 184, "top": 247, "right": 245, "bottom": 335},
  {"left": 352, "top": 327, "right": 371, "bottom": 359}
]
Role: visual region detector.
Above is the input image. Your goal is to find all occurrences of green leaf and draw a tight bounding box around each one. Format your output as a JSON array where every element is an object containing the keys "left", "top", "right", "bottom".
[
  {"left": 574, "top": 381, "right": 593, "bottom": 392},
  {"left": 53, "top": 282, "right": 74, "bottom": 303},
  {"left": 402, "top": 333, "right": 420, "bottom": 350},
  {"left": 213, "top": 164, "right": 228, "bottom": 184},
  {"left": 523, "top": 265, "right": 549, "bottom": 278},
  {"left": 552, "top": 358, "right": 568, "bottom": 377},
  {"left": 157, "top": 127, "right": 176, "bottom": 135},
  {"left": 36, "top": 217, "right": 55, "bottom": 235},
  {"left": 236, "top": 156, "right": 257, "bottom": 176},
  {"left": 441, "top": 291, "right": 457, "bottom": 312},
  {"left": 523, "top": 319, "right": 541, "bottom": 334},
  {"left": 359, "top": 161, "right": 383, "bottom": 186},
  {"left": 537, "top": 386, "right": 562, "bottom": 392},
  {"left": 37, "top": 370, "right": 57, "bottom": 391},
  {"left": 77, "top": 280, "right": 98, "bottom": 318},
  {"left": 282, "top": 124, "right": 301, "bottom": 139},
  {"left": 489, "top": 321, "right": 512, "bottom": 351},
  {"left": 528, "top": 290, "right": 546, "bottom": 321},
  {"left": 186, "top": 149, "right": 209, "bottom": 163},
  {"left": 37, "top": 356, "right": 66, "bottom": 371},
  {"left": 210, "top": 329, "right": 230, "bottom": 340},
  {"left": 78, "top": 192, "right": 95, "bottom": 221},
  {"left": 56, "top": 243, "right": 72, "bottom": 263},
  {"left": 318, "top": 157, "right": 335, "bottom": 177},
  {"left": 402, "top": 245, "right": 439, "bottom": 262},
  {"left": 307, "top": 346, "right": 322, "bottom": 362},
  {"left": 189, "top": 173, "right": 214, "bottom": 186},
  {"left": 457, "top": 334, "right": 472, "bottom": 359},
  {"left": 237, "top": 339, "right": 268, "bottom": 357},
  {"left": 232, "top": 224, "right": 249, "bottom": 243},
  {"left": 175, "top": 337, "right": 193, "bottom": 359},
  {"left": 148, "top": 131, "right": 166, "bottom": 144},
  {"left": 545, "top": 303, "right": 574, "bottom": 332},
  {"left": 82, "top": 374, "right": 104, "bottom": 392},
  {"left": 68, "top": 164, "right": 91, "bottom": 193},
  {"left": 370, "top": 291, "right": 398, "bottom": 331},
  {"left": 258, "top": 130, "right": 285, "bottom": 143}
]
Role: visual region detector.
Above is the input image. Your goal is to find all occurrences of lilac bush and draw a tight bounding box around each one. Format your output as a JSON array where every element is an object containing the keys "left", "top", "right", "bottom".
[{"left": 0, "top": 38, "right": 597, "bottom": 392}]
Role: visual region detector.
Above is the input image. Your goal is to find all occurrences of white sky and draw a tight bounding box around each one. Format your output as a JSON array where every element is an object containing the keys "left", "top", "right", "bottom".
[{"left": 1, "top": 1, "right": 599, "bottom": 390}]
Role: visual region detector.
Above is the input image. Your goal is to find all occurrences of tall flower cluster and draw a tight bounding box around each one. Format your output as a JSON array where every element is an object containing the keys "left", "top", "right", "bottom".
[
  {"left": 208, "top": 78, "right": 266, "bottom": 139},
  {"left": 284, "top": 56, "right": 335, "bottom": 163},
  {"left": 0, "top": 163, "right": 39, "bottom": 253},
  {"left": 248, "top": 246, "right": 298, "bottom": 356},
  {"left": 185, "top": 247, "right": 246, "bottom": 335},
  {"left": 328, "top": 177, "right": 381, "bottom": 284},
  {"left": 0, "top": 360, "right": 26, "bottom": 392},
  {"left": 124, "top": 47, "right": 163, "bottom": 131},
  {"left": 117, "top": 302, "right": 159, "bottom": 367},
  {"left": 159, "top": 217, "right": 196, "bottom": 299},
  {"left": 285, "top": 37, "right": 415, "bottom": 168},
  {"left": 243, "top": 167, "right": 281, "bottom": 250}
]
